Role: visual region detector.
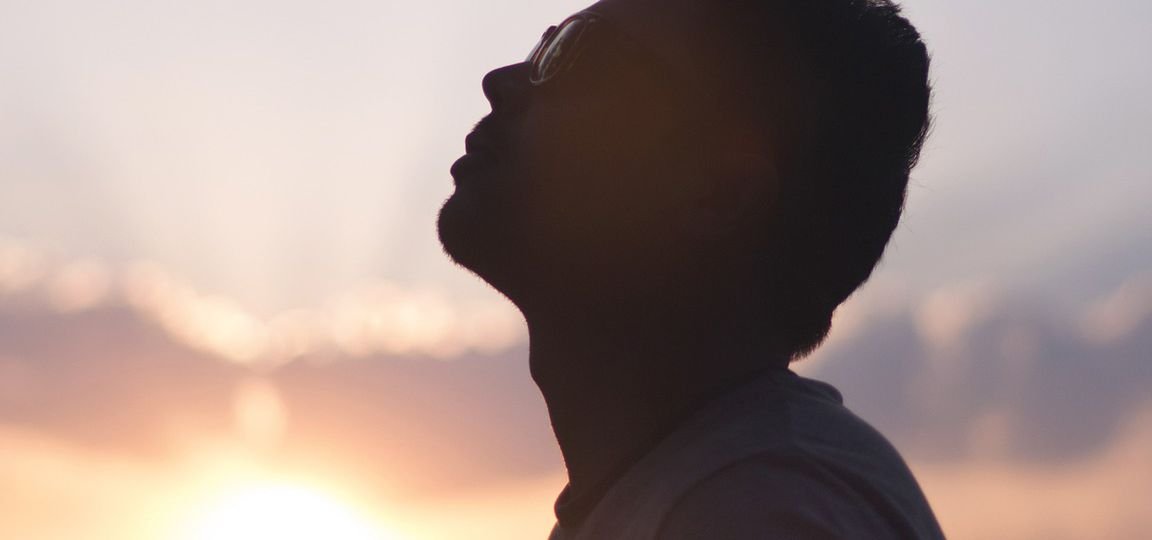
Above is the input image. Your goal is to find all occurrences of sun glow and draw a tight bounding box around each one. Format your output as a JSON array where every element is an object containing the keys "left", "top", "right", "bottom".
[{"left": 178, "top": 483, "right": 401, "bottom": 540}]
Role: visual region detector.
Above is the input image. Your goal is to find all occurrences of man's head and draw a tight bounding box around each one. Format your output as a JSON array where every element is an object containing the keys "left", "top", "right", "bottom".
[{"left": 438, "top": 0, "right": 931, "bottom": 361}]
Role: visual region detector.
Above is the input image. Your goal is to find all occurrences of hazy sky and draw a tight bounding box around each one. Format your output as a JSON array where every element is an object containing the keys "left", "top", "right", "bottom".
[
  {"left": 1, "top": 2, "right": 1150, "bottom": 538},
  {"left": 1, "top": 0, "right": 1149, "bottom": 316}
]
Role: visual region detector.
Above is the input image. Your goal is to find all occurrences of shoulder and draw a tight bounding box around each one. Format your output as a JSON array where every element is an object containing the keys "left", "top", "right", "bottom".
[{"left": 655, "top": 453, "right": 905, "bottom": 540}]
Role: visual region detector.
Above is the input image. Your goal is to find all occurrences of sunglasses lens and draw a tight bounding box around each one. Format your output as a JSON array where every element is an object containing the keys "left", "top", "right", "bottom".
[{"left": 531, "top": 17, "right": 591, "bottom": 84}]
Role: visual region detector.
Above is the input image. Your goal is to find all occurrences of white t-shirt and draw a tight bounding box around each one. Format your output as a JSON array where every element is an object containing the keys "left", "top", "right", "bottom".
[{"left": 548, "top": 370, "right": 945, "bottom": 539}]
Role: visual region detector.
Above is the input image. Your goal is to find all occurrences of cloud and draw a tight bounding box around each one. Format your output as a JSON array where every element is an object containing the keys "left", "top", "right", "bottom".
[
  {"left": 0, "top": 238, "right": 525, "bottom": 365},
  {"left": 914, "top": 280, "right": 1000, "bottom": 351},
  {"left": 1080, "top": 274, "right": 1152, "bottom": 345},
  {"left": 914, "top": 402, "right": 1152, "bottom": 540},
  {"left": 808, "top": 276, "right": 1152, "bottom": 463},
  {"left": 1, "top": 250, "right": 1150, "bottom": 537},
  {"left": 0, "top": 292, "right": 554, "bottom": 494}
]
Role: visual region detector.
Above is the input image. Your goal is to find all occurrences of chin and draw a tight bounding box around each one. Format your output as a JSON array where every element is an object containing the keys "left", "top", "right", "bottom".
[
  {"left": 437, "top": 192, "right": 533, "bottom": 305},
  {"left": 438, "top": 192, "right": 501, "bottom": 273},
  {"left": 437, "top": 192, "right": 477, "bottom": 267}
]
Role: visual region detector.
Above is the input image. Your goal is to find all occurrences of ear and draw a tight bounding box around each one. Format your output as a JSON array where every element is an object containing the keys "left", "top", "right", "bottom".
[{"left": 679, "top": 149, "right": 779, "bottom": 241}]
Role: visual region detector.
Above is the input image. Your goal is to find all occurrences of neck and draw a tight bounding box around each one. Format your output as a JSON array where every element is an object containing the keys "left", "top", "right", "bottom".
[{"left": 525, "top": 301, "right": 786, "bottom": 504}]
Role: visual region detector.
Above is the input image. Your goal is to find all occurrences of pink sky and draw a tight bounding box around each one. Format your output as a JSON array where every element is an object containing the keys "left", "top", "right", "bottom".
[{"left": 1, "top": 0, "right": 1150, "bottom": 537}]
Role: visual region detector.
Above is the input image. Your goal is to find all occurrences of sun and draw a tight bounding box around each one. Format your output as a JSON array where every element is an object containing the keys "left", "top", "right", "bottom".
[{"left": 178, "top": 483, "right": 402, "bottom": 540}]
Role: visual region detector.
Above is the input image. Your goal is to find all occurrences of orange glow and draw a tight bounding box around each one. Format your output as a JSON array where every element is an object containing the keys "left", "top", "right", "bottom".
[{"left": 176, "top": 483, "right": 401, "bottom": 540}]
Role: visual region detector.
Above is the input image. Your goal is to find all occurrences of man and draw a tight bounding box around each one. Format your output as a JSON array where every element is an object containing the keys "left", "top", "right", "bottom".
[{"left": 438, "top": 0, "right": 942, "bottom": 537}]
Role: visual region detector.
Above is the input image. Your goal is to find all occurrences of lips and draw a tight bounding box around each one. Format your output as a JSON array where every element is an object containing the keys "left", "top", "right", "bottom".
[
  {"left": 451, "top": 128, "right": 502, "bottom": 183},
  {"left": 464, "top": 131, "right": 499, "bottom": 157},
  {"left": 450, "top": 152, "right": 489, "bottom": 182}
]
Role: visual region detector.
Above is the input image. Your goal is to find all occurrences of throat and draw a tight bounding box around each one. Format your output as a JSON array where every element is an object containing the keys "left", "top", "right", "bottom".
[
  {"left": 528, "top": 321, "right": 776, "bottom": 522},
  {"left": 523, "top": 299, "right": 789, "bottom": 526},
  {"left": 542, "top": 367, "right": 702, "bottom": 529}
]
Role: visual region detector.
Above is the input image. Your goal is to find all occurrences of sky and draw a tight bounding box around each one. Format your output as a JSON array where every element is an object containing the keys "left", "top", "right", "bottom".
[
  {"left": 0, "top": 0, "right": 1150, "bottom": 538},
  {"left": 1, "top": 0, "right": 1150, "bottom": 312},
  {"left": 0, "top": 0, "right": 587, "bottom": 315}
]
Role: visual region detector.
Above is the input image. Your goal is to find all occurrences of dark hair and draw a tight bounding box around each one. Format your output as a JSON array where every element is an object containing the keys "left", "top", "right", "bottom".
[{"left": 725, "top": 0, "right": 932, "bottom": 360}]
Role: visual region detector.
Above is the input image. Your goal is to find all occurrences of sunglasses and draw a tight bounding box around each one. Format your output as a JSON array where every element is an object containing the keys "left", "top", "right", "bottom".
[{"left": 526, "top": 12, "right": 676, "bottom": 87}]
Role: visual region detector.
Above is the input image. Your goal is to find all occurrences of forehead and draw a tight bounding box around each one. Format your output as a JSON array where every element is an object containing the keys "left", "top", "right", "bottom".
[
  {"left": 579, "top": 0, "right": 736, "bottom": 89},
  {"left": 584, "top": 0, "right": 715, "bottom": 30}
]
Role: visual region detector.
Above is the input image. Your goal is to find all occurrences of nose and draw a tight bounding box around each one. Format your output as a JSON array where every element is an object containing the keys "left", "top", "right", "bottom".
[{"left": 482, "top": 62, "right": 532, "bottom": 112}]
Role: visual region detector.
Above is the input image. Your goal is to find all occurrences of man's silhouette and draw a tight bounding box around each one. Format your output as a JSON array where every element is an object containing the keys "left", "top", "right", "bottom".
[{"left": 438, "top": 0, "right": 942, "bottom": 537}]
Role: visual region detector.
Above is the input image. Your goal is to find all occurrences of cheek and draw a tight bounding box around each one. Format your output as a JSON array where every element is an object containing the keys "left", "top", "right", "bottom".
[
  {"left": 519, "top": 106, "right": 648, "bottom": 209},
  {"left": 519, "top": 135, "right": 633, "bottom": 243},
  {"left": 514, "top": 95, "right": 695, "bottom": 263}
]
